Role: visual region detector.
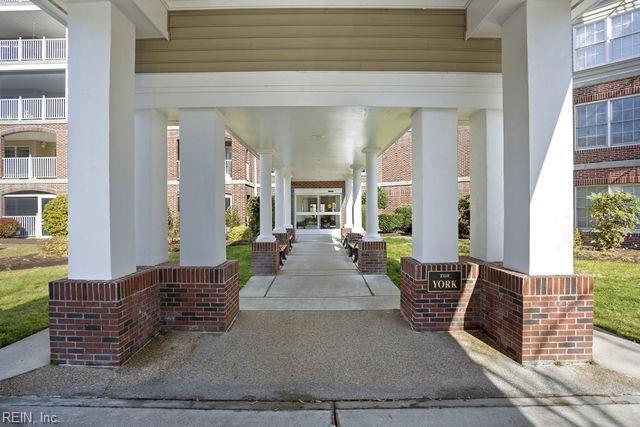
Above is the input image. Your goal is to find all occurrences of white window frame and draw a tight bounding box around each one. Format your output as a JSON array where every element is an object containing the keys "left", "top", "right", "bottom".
[
  {"left": 575, "top": 185, "right": 640, "bottom": 232},
  {"left": 3, "top": 145, "right": 30, "bottom": 158},
  {"left": 225, "top": 194, "right": 232, "bottom": 210},
  {"left": 573, "top": 8, "right": 640, "bottom": 71},
  {"left": 2, "top": 193, "right": 55, "bottom": 238},
  {"left": 575, "top": 93, "right": 640, "bottom": 150}
]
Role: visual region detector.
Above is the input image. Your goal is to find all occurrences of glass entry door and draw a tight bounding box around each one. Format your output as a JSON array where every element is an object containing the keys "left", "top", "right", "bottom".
[{"left": 295, "top": 189, "right": 342, "bottom": 234}]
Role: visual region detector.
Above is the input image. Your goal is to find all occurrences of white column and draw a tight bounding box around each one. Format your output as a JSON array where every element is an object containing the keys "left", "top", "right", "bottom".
[
  {"left": 343, "top": 174, "right": 354, "bottom": 229},
  {"left": 273, "top": 167, "right": 285, "bottom": 233},
  {"left": 179, "top": 109, "right": 226, "bottom": 267},
  {"left": 257, "top": 150, "right": 276, "bottom": 242},
  {"left": 134, "top": 109, "right": 168, "bottom": 266},
  {"left": 502, "top": 0, "right": 573, "bottom": 275},
  {"left": 411, "top": 109, "right": 459, "bottom": 263},
  {"left": 67, "top": 1, "right": 135, "bottom": 280},
  {"left": 352, "top": 165, "right": 364, "bottom": 233},
  {"left": 470, "top": 109, "right": 504, "bottom": 262},
  {"left": 283, "top": 171, "right": 293, "bottom": 229},
  {"left": 363, "top": 149, "right": 381, "bottom": 241}
]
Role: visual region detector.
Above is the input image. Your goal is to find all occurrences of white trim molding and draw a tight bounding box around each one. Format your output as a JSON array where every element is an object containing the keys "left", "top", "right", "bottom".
[{"left": 166, "top": 1, "right": 469, "bottom": 10}]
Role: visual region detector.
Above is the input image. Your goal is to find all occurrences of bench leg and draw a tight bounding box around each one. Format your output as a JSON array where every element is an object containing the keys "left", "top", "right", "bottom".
[{"left": 353, "top": 251, "right": 358, "bottom": 263}]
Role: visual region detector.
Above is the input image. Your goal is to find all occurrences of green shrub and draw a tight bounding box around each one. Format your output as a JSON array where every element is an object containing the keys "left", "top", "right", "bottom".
[
  {"left": 227, "top": 225, "right": 251, "bottom": 242},
  {"left": 42, "top": 236, "right": 67, "bottom": 257},
  {"left": 394, "top": 204, "right": 412, "bottom": 233},
  {"left": 225, "top": 207, "right": 241, "bottom": 228},
  {"left": 42, "top": 195, "right": 68, "bottom": 236},
  {"left": 588, "top": 192, "right": 640, "bottom": 250},
  {"left": 168, "top": 212, "right": 180, "bottom": 244},
  {"left": 458, "top": 194, "right": 470, "bottom": 239},
  {"left": 362, "top": 187, "right": 389, "bottom": 210},
  {"left": 574, "top": 228, "right": 583, "bottom": 256},
  {"left": 247, "top": 196, "right": 260, "bottom": 239},
  {"left": 379, "top": 214, "right": 401, "bottom": 233},
  {"left": 0, "top": 217, "right": 20, "bottom": 238}
]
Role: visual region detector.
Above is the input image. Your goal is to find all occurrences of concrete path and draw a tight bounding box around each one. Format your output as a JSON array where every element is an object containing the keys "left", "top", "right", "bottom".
[
  {"left": 240, "top": 234, "right": 399, "bottom": 310},
  {"left": 0, "top": 329, "right": 49, "bottom": 381},
  {"left": 2, "top": 395, "right": 640, "bottom": 426},
  {"left": 594, "top": 328, "right": 640, "bottom": 379}
]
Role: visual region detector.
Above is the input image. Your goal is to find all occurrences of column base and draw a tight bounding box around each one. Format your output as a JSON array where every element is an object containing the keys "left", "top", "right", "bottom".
[
  {"left": 357, "top": 240, "right": 387, "bottom": 274},
  {"left": 251, "top": 241, "right": 280, "bottom": 275},
  {"left": 158, "top": 262, "right": 239, "bottom": 333},
  {"left": 49, "top": 268, "right": 159, "bottom": 367},
  {"left": 400, "top": 257, "right": 594, "bottom": 364},
  {"left": 49, "top": 261, "right": 240, "bottom": 367}
]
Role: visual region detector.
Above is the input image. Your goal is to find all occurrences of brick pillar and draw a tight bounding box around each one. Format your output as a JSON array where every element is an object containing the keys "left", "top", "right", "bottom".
[
  {"left": 357, "top": 240, "right": 387, "bottom": 274},
  {"left": 251, "top": 241, "right": 280, "bottom": 275},
  {"left": 158, "top": 261, "right": 239, "bottom": 332},
  {"left": 399, "top": 257, "right": 594, "bottom": 364},
  {"left": 400, "top": 258, "right": 481, "bottom": 332},
  {"left": 49, "top": 269, "right": 159, "bottom": 367}
]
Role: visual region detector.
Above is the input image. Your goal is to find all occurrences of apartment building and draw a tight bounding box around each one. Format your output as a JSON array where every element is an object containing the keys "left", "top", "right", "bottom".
[{"left": 0, "top": 0, "right": 258, "bottom": 237}]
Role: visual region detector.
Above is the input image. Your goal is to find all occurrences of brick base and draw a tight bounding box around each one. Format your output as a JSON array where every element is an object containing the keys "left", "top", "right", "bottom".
[
  {"left": 400, "top": 257, "right": 594, "bottom": 364},
  {"left": 357, "top": 240, "right": 387, "bottom": 274},
  {"left": 48, "top": 262, "right": 239, "bottom": 367},
  {"left": 251, "top": 241, "right": 280, "bottom": 275},
  {"left": 286, "top": 227, "right": 296, "bottom": 244},
  {"left": 158, "top": 262, "right": 239, "bottom": 333},
  {"left": 49, "top": 269, "right": 159, "bottom": 367},
  {"left": 400, "top": 259, "right": 481, "bottom": 332}
]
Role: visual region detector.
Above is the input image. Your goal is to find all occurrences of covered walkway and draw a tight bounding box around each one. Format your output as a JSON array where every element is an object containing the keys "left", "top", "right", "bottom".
[{"left": 240, "top": 234, "right": 399, "bottom": 310}]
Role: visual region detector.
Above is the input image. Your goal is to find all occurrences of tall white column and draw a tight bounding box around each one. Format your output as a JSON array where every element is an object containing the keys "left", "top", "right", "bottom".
[
  {"left": 502, "top": 0, "right": 573, "bottom": 275},
  {"left": 134, "top": 109, "right": 168, "bottom": 266},
  {"left": 343, "top": 174, "right": 354, "bottom": 229},
  {"left": 363, "top": 149, "right": 381, "bottom": 241},
  {"left": 67, "top": 1, "right": 135, "bottom": 280},
  {"left": 257, "top": 150, "right": 276, "bottom": 242},
  {"left": 411, "top": 109, "right": 459, "bottom": 263},
  {"left": 273, "top": 167, "right": 285, "bottom": 233},
  {"left": 470, "top": 109, "right": 504, "bottom": 262},
  {"left": 179, "top": 109, "right": 226, "bottom": 267},
  {"left": 283, "top": 171, "right": 293, "bottom": 229},
  {"left": 352, "top": 165, "right": 364, "bottom": 233}
]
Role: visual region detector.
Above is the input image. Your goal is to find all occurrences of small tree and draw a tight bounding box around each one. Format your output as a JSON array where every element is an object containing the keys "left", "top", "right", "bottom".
[
  {"left": 362, "top": 187, "right": 388, "bottom": 210},
  {"left": 168, "top": 211, "right": 180, "bottom": 244},
  {"left": 588, "top": 192, "right": 640, "bottom": 250},
  {"left": 42, "top": 195, "right": 68, "bottom": 236},
  {"left": 246, "top": 196, "right": 260, "bottom": 239},
  {"left": 394, "top": 204, "right": 412, "bottom": 233},
  {"left": 225, "top": 207, "right": 241, "bottom": 228},
  {"left": 458, "top": 194, "right": 470, "bottom": 239}
]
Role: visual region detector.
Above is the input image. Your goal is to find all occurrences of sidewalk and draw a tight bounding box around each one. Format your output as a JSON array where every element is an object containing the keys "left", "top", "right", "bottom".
[{"left": 2, "top": 395, "right": 639, "bottom": 426}]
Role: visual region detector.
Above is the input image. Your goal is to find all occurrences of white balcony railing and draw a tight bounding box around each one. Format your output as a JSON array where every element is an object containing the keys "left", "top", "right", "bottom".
[
  {"left": 0, "top": 37, "right": 66, "bottom": 62},
  {"left": 6, "top": 215, "right": 37, "bottom": 237},
  {"left": 2, "top": 156, "right": 56, "bottom": 179},
  {"left": 0, "top": 97, "right": 66, "bottom": 121}
]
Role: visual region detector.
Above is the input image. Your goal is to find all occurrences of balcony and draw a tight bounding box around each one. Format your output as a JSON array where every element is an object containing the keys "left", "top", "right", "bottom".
[
  {"left": 2, "top": 156, "right": 56, "bottom": 179},
  {"left": 0, "top": 97, "right": 66, "bottom": 121},
  {"left": 0, "top": 37, "right": 66, "bottom": 62}
]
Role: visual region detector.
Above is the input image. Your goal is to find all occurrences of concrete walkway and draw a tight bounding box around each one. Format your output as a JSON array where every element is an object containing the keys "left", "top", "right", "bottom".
[
  {"left": 0, "top": 329, "right": 49, "bottom": 381},
  {"left": 2, "top": 395, "right": 640, "bottom": 426},
  {"left": 240, "top": 234, "right": 399, "bottom": 310}
]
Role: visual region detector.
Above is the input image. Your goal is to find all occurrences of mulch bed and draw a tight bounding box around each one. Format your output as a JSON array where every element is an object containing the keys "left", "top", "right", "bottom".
[
  {"left": 0, "top": 254, "right": 67, "bottom": 271},
  {"left": 577, "top": 246, "right": 640, "bottom": 263}
]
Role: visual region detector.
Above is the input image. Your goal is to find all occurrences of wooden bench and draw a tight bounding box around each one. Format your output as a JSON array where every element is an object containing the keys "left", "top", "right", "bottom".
[
  {"left": 279, "top": 243, "right": 288, "bottom": 266},
  {"left": 346, "top": 240, "right": 360, "bottom": 263}
]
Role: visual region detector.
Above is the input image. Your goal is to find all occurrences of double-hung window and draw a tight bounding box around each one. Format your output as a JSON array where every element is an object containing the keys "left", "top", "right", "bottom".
[
  {"left": 574, "top": 8, "right": 640, "bottom": 71},
  {"left": 575, "top": 94, "right": 640, "bottom": 149},
  {"left": 575, "top": 102, "right": 608, "bottom": 148}
]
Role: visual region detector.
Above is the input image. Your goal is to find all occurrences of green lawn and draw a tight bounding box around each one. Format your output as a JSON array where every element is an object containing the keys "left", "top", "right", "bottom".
[
  {"left": 0, "top": 243, "right": 42, "bottom": 259},
  {"left": 168, "top": 243, "right": 252, "bottom": 287},
  {"left": 0, "top": 265, "right": 67, "bottom": 347},
  {"left": 384, "top": 236, "right": 640, "bottom": 343}
]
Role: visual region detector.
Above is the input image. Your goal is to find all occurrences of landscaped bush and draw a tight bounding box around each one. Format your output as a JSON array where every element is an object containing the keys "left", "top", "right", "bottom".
[
  {"left": 378, "top": 213, "right": 402, "bottom": 233},
  {"left": 574, "top": 228, "right": 583, "bottom": 256},
  {"left": 0, "top": 217, "right": 20, "bottom": 238},
  {"left": 227, "top": 225, "right": 252, "bottom": 242},
  {"left": 458, "top": 194, "right": 470, "bottom": 239},
  {"left": 247, "top": 196, "right": 260, "bottom": 239},
  {"left": 42, "top": 195, "right": 68, "bottom": 236},
  {"left": 168, "top": 212, "right": 180, "bottom": 244},
  {"left": 588, "top": 192, "right": 640, "bottom": 250},
  {"left": 394, "top": 204, "right": 412, "bottom": 233},
  {"left": 42, "top": 236, "right": 68, "bottom": 257},
  {"left": 362, "top": 187, "right": 389, "bottom": 210},
  {"left": 225, "top": 207, "right": 241, "bottom": 228}
]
